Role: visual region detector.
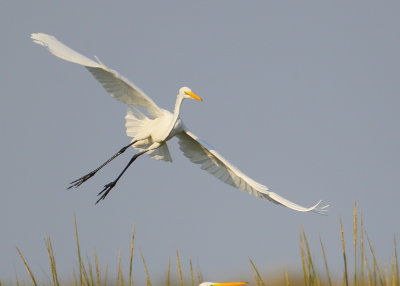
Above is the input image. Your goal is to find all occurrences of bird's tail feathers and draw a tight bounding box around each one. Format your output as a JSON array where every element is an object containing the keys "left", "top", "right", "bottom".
[
  {"left": 125, "top": 107, "right": 149, "bottom": 138},
  {"left": 130, "top": 140, "right": 172, "bottom": 162},
  {"left": 148, "top": 143, "right": 172, "bottom": 162},
  {"left": 126, "top": 108, "right": 172, "bottom": 162}
]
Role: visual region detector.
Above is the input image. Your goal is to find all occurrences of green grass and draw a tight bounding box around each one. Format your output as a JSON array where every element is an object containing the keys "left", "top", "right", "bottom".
[{"left": 6, "top": 203, "right": 399, "bottom": 286}]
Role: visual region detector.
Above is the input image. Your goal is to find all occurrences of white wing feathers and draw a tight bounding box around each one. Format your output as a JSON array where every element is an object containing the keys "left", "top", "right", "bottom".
[
  {"left": 31, "top": 33, "right": 163, "bottom": 118},
  {"left": 177, "top": 131, "right": 328, "bottom": 214}
]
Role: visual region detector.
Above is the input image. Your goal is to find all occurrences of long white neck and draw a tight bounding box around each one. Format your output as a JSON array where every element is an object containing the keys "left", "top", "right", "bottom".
[{"left": 171, "top": 94, "right": 185, "bottom": 125}]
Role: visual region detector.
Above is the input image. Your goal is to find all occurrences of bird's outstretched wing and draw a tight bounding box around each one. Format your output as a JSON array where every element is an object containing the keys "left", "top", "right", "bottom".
[
  {"left": 176, "top": 131, "right": 328, "bottom": 214},
  {"left": 31, "top": 33, "right": 163, "bottom": 118}
]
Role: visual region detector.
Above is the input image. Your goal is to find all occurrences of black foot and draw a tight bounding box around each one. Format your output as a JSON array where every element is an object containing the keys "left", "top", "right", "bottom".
[
  {"left": 67, "top": 170, "right": 97, "bottom": 189},
  {"left": 95, "top": 181, "right": 117, "bottom": 204}
]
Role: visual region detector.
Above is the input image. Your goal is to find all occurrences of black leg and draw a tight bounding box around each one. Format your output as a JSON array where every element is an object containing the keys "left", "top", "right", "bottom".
[
  {"left": 68, "top": 140, "right": 137, "bottom": 189},
  {"left": 95, "top": 150, "right": 147, "bottom": 204}
]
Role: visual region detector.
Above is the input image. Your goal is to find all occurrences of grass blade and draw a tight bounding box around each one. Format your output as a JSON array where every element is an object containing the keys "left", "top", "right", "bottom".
[
  {"left": 302, "top": 230, "right": 319, "bottom": 285},
  {"left": 340, "top": 218, "right": 349, "bottom": 286},
  {"left": 249, "top": 258, "right": 266, "bottom": 286},
  {"left": 189, "top": 259, "right": 195, "bottom": 286},
  {"left": 129, "top": 226, "right": 136, "bottom": 286},
  {"left": 45, "top": 236, "right": 60, "bottom": 286},
  {"left": 319, "top": 235, "right": 332, "bottom": 286},
  {"left": 299, "top": 229, "right": 308, "bottom": 286},
  {"left": 284, "top": 268, "right": 290, "bottom": 286},
  {"left": 117, "top": 251, "right": 125, "bottom": 286},
  {"left": 394, "top": 234, "right": 399, "bottom": 286},
  {"left": 166, "top": 258, "right": 171, "bottom": 286},
  {"left": 87, "top": 253, "right": 95, "bottom": 286},
  {"left": 94, "top": 249, "right": 101, "bottom": 286},
  {"left": 74, "top": 216, "right": 90, "bottom": 286},
  {"left": 104, "top": 264, "right": 109, "bottom": 286},
  {"left": 366, "top": 233, "right": 385, "bottom": 286},
  {"left": 141, "top": 252, "right": 152, "bottom": 286},
  {"left": 176, "top": 250, "right": 184, "bottom": 286},
  {"left": 197, "top": 268, "right": 203, "bottom": 286},
  {"left": 16, "top": 247, "right": 38, "bottom": 286},
  {"left": 353, "top": 201, "right": 358, "bottom": 286}
]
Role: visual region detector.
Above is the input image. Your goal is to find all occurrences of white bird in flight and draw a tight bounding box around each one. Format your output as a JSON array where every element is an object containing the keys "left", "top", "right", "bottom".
[{"left": 31, "top": 33, "right": 328, "bottom": 213}]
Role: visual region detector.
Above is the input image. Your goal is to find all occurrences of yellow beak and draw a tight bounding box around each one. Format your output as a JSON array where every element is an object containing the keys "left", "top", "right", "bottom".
[
  {"left": 185, "top": 90, "right": 203, "bottom": 101},
  {"left": 214, "top": 283, "right": 247, "bottom": 286}
]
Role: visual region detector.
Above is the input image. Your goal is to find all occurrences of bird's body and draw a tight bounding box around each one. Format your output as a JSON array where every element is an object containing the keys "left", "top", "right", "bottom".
[
  {"left": 31, "top": 33, "right": 328, "bottom": 213},
  {"left": 126, "top": 91, "right": 187, "bottom": 157}
]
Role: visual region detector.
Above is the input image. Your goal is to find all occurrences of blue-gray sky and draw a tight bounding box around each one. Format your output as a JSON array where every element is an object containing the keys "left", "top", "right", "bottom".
[{"left": 1, "top": 0, "right": 399, "bottom": 283}]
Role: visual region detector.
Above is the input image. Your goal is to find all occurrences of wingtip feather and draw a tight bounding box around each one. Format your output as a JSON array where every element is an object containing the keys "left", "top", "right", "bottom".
[
  {"left": 310, "top": 200, "right": 330, "bottom": 215},
  {"left": 267, "top": 191, "right": 329, "bottom": 214},
  {"left": 31, "top": 32, "right": 54, "bottom": 46},
  {"left": 30, "top": 32, "right": 102, "bottom": 68}
]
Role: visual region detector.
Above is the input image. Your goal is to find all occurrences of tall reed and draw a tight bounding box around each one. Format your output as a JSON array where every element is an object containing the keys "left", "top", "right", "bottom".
[{"left": 12, "top": 203, "right": 398, "bottom": 286}]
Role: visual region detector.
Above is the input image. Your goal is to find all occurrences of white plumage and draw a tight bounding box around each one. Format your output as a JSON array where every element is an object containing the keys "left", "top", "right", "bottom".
[{"left": 31, "top": 33, "right": 328, "bottom": 213}]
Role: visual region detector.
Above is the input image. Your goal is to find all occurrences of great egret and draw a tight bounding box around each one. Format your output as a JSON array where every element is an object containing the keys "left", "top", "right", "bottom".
[
  {"left": 199, "top": 282, "right": 247, "bottom": 286},
  {"left": 31, "top": 33, "right": 328, "bottom": 213}
]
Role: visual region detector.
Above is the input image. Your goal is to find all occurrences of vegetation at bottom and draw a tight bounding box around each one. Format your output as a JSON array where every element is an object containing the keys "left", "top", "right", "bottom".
[{"left": 3, "top": 202, "right": 399, "bottom": 286}]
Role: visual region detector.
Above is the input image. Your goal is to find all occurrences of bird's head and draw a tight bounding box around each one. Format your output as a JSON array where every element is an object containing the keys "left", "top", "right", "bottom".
[
  {"left": 199, "top": 282, "right": 247, "bottom": 286},
  {"left": 179, "top": 86, "right": 203, "bottom": 101}
]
